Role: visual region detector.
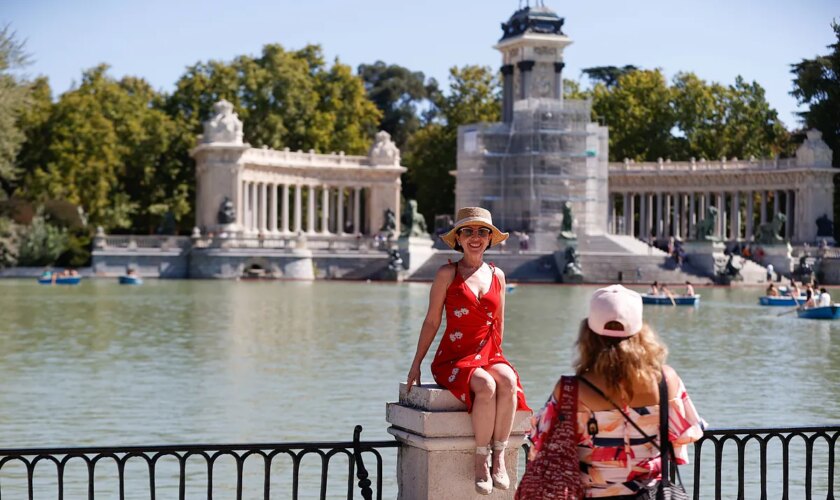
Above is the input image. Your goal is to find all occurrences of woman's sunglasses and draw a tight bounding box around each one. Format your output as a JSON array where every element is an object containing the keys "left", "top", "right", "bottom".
[{"left": 458, "top": 227, "right": 492, "bottom": 238}]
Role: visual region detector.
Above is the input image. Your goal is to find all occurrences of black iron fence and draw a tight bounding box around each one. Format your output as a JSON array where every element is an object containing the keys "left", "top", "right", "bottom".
[
  {"left": 0, "top": 425, "right": 837, "bottom": 499},
  {"left": 0, "top": 426, "right": 398, "bottom": 500}
]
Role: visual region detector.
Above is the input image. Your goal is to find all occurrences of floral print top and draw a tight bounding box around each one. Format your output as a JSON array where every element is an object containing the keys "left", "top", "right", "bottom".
[
  {"left": 528, "top": 374, "right": 706, "bottom": 497},
  {"left": 430, "top": 263, "right": 530, "bottom": 413}
]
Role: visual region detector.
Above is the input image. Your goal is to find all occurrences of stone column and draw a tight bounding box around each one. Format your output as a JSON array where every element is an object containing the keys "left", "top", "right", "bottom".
[
  {"left": 294, "top": 184, "right": 302, "bottom": 233},
  {"left": 745, "top": 191, "right": 754, "bottom": 241},
  {"left": 638, "top": 193, "right": 646, "bottom": 239},
  {"left": 608, "top": 194, "right": 615, "bottom": 234},
  {"left": 353, "top": 187, "right": 362, "bottom": 234},
  {"left": 337, "top": 187, "right": 345, "bottom": 234},
  {"left": 688, "top": 192, "right": 696, "bottom": 240},
  {"left": 716, "top": 192, "right": 725, "bottom": 239},
  {"left": 672, "top": 193, "right": 681, "bottom": 240},
  {"left": 554, "top": 62, "right": 565, "bottom": 101},
  {"left": 238, "top": 179, "right": 245, "bottom": 231},
  {"left": 307, "top": 185, "right": 316, "bottom": 233},
  {"left": 646, "top": 193, "right": 654, "bottom": 239},
  {"left": 386, "top": 383, "right": 529, "bottom": 500},
  {"left": 622, "top": 193, "right": 630, "bottom": 236},
  {"left": 656, "top": 192, "right": 663, "bottom": 238},
  {"left": 760, "top": 191, "right": 767, "bottom": 224},
  {"left": 730, "top": 191, "right": 740, "bottom": 240},
  {"left": 259, "top": 182, "right": 267, "bottom": 232},
  {"left": 785, "top": 190, "right": 793, "bottom": 239},
  {"left": 773, "top": 190, "right": 780, "bottom": 219},
  {"left": 281, "top": 184, "right": 290, "bottom": 233},
  {"left": 664, "top": 194, "right": 672, "bottom": 237},
  {"left": 244, "top": 182, "right": 253, "bottom": 233},
  {"left": 270, "top": 184, "right": 278, "bottom": 233},
  {"left": 501, "top": 64, "right": 514, "bottom": 123},
  {"left": 517, "top": 60, "right": 535, "bottom": 100},
  {"left": 627, "top": 193, "right": 636, "bottom": 237},
  {"left": 321, "top": 186, "right": 330, "bottom": 233}
]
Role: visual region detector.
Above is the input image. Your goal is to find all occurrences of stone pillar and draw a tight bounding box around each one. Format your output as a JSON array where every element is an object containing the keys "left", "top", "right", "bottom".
[
  {"left": 785, "top": 190, "right": 793, "bottom": 240},
  {"left": 553, "top": 62, "right": 565, "bottom": 101},
  {"left": 517, "top": 60, "right": 535, "bottom": 100},
  {"left": 238, "top": 179, "right": 245, "bottom": 232},
  {"left": 672, "top": 193, "right": 681, "bottom": 240},
  {"left": 259, "top": 182, "right": 267, "bottom": 233},
  {"left": 622, "top": 193, "right": 630, "bottom": 236},
  {"left": 294, "top": 184, "right": 302, "bottom": 233},
  {"left": 745, "top": 191, "right": 754, "bottom": 241},
  {"left": 760, "top": 191, "right": 767, "bottom": 224},
  {"left": 386, "top": 384, "right": 529, "bottom": 500},
  {"left": 244, "top": 182, "right": 253, "bottom": 233},
  {"left": 646, "top": 193, "right": 654, "bottom": 239},
  {"left": 773, "top": 190, "right": 780, "bottom": 220},
  {"left": 664, "top": 194, "right": 672, "bottom": 237},
  {"left": 353, "top": 187, "right": 361, "bottom": 234},
  {"left": 688, "top": 192, "right": 696, "bottom": 240},
  {"left": 608, "top": 194, "right": 615, "bottom": 234},
  {"left": 656, "top": 192, "right": 663, "bottom": 238},
  {"left": 321, "top": 186, "right": 330, "bottom": 233},
  {"left": 270, "top": 184, "right": 278, "bottom": 233},
  {"left": 281, "top": 184, "right": 290, "bottom": 233},
  {"left": 729, "top": 191, "right": 740, "bottom": 240},
  {"left": 337, "top": 187, "right": 345, "bottom": 235},
  {"left": 716, "top": 192, "right": 725, "bottom": 239},
  {"left": 637, "top": 193, "right": 646, "bottom": 239},
  {"left": 307, "top": 185, "right": 316, "bottom": 233},
  {"left": 627, "top": 193, "right": 636, "bottom": 237},
  {"left": 501, "top": 64, "right": 514, "bottom": 123}
]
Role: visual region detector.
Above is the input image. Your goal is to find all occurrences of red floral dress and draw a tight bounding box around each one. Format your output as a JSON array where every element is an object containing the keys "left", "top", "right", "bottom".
[{"left": 431, "top": 263, "right": 530, "bottom": 413}]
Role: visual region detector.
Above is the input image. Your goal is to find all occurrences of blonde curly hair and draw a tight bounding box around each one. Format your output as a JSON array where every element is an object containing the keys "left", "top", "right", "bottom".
[{"left": 573, "top": 319, "right": 668, "bottom": 401}]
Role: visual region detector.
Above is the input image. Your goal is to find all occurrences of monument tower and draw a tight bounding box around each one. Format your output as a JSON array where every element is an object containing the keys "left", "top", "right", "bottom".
[{"left": 454, "top": 2, "right": 609, "bottom": 251}]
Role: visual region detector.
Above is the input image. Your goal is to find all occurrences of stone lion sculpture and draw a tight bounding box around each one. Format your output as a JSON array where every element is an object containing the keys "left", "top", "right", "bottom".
[
  {"left": 562, "top": 245, "right": 583, "bottom": 283},
  {"left": 217, "top": 196, "right": 236, "bottom": 225},
  {"left": 694, "top": 206, "right": 719, "bottom": 240},
  {"left": 400, "top": 199, "right": 428, "bottom": 238},
  {"left": 755, "top": 213, "right": 787, "bottom": 244}
]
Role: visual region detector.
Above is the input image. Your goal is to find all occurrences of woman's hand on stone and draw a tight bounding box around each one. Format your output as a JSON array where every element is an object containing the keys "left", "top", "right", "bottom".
[{"left": 406, "top": 364, "right": 421, "bottom": 393}]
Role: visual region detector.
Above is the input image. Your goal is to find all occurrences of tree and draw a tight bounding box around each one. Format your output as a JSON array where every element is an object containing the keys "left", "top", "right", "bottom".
[
  {"left": 0, "top": 26, "right": 29, "bottom": 199},
  {"left": 582, "top": 65, "right": 639, "bottom": 87},
  {"left": 592, "top": 69, "right": 675, "bottom": 161},
  {"left": 791, "top": 21, "right": 840, "bottom": 238},
  {"left": 404, "top": 65, "right": 500, "bottom": 225},
  {"left": 358, "top": 61, "right": 438, "bottom": 148}
]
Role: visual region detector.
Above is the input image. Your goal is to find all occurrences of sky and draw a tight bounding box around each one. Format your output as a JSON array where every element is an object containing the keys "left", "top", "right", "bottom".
[{"left": 3, "top": 0, "right": 837, "bottom": 129}]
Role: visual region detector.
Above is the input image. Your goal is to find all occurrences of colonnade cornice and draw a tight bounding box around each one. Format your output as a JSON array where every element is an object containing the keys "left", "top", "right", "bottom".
[{"left": 609, "top": 170, "right": 835, "bottom": 192}]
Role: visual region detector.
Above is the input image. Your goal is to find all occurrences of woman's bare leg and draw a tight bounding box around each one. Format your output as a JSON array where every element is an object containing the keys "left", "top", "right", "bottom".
[
  {"left": 487, "top": 363, "right": 517, "bottom": 485},
  {"left": 470, "top": 368, "right": 497, "bottom": 486}
]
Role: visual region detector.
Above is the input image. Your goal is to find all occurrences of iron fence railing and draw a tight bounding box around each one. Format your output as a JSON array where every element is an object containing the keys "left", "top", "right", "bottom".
[{"left": 0, "top": 426, "right": 398, "bottom": 500}]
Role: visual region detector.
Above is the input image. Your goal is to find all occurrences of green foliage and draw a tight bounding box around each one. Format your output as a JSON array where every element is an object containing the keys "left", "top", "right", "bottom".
[
  {"left": 17, "top": 215, "right": 68, "bottom": 266},
  {"left": 582, "top": 65, "right": 639, "bottom": 87},
  {"left": 791, "top": 21, "right": 840, "bottom": 237},
  {"left": 55, "top": 230, "right": 91, "bottom": 268},
  {"left": 358, "top": 61, "right": 439, "bottom": 148},
  {"left": 591, "top": 69, "right": 790, "bottom": 161},
  {"left": 0, "top": 26, "right": 30, "bottom": 198},
  {"left": 0, "top": 215, "right": 19, "bottom": 268},
  {"left": 167, "top": 44, "right": 381, "bottom": 155},
  {"left": 404, "top": 65, "right": 500, "bottom": 224}
]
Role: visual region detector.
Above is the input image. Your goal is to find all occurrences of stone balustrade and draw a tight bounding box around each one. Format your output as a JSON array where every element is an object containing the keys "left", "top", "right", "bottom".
[{"left": 610, "top": 157, "right": 799, "bottom": 173}]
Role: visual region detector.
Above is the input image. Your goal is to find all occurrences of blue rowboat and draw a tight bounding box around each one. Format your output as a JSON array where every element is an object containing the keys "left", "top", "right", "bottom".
[
  {"left": 797, "top": 305, "right": 840, "bottom": 320},
  {"left": 505, "top": 284, "right": 517, "bottom": 294},
  {"left": 759, "top": 296, "right": 801, "bottom": 306},
  {"left": 641, "top": 294, "right": 700, "bottom": 306},
  {"left": 37, "top": 275, "right": 81, "bottom": 285},
  {"left": 118, "top": 275, "right": 143, "bottom": 285}
]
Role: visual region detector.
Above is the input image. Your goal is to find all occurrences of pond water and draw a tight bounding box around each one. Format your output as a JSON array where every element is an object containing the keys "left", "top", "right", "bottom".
[{"left": 0, "top": 279, "right": 837, "bottom": 498}]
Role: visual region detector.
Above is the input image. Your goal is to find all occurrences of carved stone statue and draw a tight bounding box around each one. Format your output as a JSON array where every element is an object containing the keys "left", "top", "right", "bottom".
[
  {"left": 368, "top": 130, "right": 401, "bottom": 166},
  {"left": 379, "top": 208, "right": 397, "bottom": 236},
  {"left": 400, "top": 200, "right": 428, "bottom": 238},
  {"left": 721, "top": 253, "right": 742, "bottom": 281},
  {"left": 694, "top": 206, "right": 719, "bottom": 241},
  {"left": 387, "top": 248, "right": 404, "bottom": 272},
  {"left": 816, "top": 213, "right": 834, "bottom": 237},
  {"left": 203, "top": 100, "right": 244, "bottom": 144},
  {"left": 559, "top": 201, "right": 576, "bottom": 240},
  {"left": 217, "top": 196, "right": 236, "bottom": 225},
  {"left": 562, "top": 245, "right": 583, "bottom": 283},
  {"left": 755, "top": 213, "right": 787, "bottom": 245}
]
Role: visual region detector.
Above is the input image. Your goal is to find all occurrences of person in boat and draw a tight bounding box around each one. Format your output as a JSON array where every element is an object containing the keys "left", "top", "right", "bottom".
[
  {"left": 789, "top": 280, "right": 801, "bottom": 299},
  {"left": 525, "top": 285, "right": 707, "bottom": 498},
  {"left": 818, "top": 287, "right": 832, "bottom": 307},
  {"left": 803, "top": 285, "right": 816, "bottom": 309},
  {"left": 684, "top": 281, "right": 695, "bottom": 297},
  {"left": 69, "top": 269, "right": 79, "bottom": 277},
  {"left": 766, "top": 283, "right": 779, "bottom": 297},
  {"left": 405, "top": 207, "right": 530, "bottom": 495},
  {"left": 648, "top": 281, "right": 660, "bottom": 296},
  {"left": 661, "top": 284, "right": 674, "bottom": 299}
]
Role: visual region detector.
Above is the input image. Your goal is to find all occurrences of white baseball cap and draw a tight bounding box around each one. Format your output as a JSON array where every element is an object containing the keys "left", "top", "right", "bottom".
[{"left": 587, "top": 285, "right": 643, "bottom": 338}]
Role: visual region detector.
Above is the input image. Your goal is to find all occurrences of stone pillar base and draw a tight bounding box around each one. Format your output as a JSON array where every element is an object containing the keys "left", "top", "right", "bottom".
[
  {"left": 683, "top": 240, "right": 726, "bottom": 278},
  {"left": 397, "top": 236, "right": 435, "bottom": 277},
  {"left": 284, "top": 249, "right": 314, "bottom": 280},
  {"left": 755, "top": 242, "right": 793, "bottom": 279},
  {"left": 386, "top": 383, "right": 530, "bottom": 500}
]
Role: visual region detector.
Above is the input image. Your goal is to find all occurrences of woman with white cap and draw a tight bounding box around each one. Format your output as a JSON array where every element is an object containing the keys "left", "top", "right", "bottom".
[
  {"left": 525, "top": 285, "right": 706, "bottom": 498},
  {"left": 406, "top": 207, "right": 531, "bottom": 495}
]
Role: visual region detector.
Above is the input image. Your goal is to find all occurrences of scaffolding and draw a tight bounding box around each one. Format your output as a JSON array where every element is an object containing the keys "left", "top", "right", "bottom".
[{"left": 456, "top": 98, "right": 609, "bottom": 251}]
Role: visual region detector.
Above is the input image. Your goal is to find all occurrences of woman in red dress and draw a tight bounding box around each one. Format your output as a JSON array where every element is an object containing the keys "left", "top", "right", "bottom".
[{"left": 406, "top": 207, "right": 530, "bottom": 495}]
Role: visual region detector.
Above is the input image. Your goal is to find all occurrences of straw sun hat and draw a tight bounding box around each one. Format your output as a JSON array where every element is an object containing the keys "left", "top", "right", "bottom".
[{"left": 440, "top": 207, "right": 509, "bottom": 251}]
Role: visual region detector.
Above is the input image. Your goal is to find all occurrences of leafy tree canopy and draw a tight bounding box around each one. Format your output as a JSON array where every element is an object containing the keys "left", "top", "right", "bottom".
[{"left": 0, "top": 26, "right": 30, "bottom": 198}]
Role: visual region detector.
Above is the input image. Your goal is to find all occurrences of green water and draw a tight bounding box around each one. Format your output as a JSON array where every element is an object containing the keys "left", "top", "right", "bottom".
[{"left": 0, "top": 279, "right": 837, "bottom": 498}]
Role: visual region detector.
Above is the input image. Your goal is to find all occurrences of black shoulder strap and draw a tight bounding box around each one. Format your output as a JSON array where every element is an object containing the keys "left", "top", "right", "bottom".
[{"left": 659, "top": 371, "right": 671, "bottom": 490}]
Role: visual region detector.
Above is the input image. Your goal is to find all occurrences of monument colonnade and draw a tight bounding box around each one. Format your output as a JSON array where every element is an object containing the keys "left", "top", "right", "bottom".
[{"left": 606, "top": 131, "right": 835, "bottom": 244}]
